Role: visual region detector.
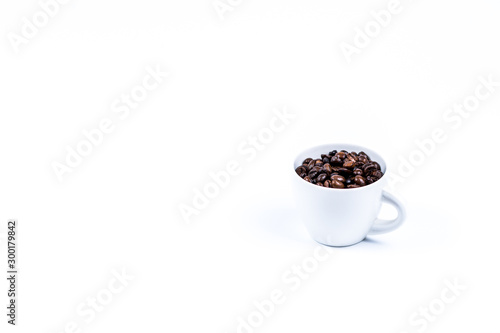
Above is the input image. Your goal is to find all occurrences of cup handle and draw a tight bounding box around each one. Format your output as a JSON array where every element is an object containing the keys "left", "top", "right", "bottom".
[{"left": 368, "top": 191, "right": 406, "bottom": 235}]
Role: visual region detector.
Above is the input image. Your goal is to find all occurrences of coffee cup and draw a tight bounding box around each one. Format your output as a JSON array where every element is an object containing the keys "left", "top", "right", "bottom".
[{"left": 291, "top": 144, "right": 405, "bottom": 246}]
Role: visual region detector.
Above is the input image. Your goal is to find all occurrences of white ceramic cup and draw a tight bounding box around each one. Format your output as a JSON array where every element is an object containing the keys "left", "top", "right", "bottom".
[{"left": 292, "top": 144, "right": 406, "bottom": 247}]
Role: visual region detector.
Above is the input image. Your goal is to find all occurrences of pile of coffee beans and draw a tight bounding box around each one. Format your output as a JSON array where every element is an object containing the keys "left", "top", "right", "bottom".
[{"left": 295, "top": 149, "right": 384, "bottom": 188}]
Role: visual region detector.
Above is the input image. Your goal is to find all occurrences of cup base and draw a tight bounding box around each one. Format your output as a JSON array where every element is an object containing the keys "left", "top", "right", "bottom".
[{"left": 314, "top": 237, "right": 366, "bottom": 247}]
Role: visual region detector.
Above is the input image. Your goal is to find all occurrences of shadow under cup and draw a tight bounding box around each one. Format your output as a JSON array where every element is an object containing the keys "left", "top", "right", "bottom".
[{"left": 292, "top": 144, "right": 404, "bottom": 247}]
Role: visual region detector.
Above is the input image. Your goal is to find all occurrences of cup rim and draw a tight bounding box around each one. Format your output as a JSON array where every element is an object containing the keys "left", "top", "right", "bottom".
[{"left": 292, "top": 143, "right": 387, "bottom": 192}]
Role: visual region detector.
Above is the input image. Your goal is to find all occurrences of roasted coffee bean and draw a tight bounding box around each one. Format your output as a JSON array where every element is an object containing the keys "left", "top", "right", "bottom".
[
  {"left": 346, "top": 153, "right": 358, "bottom": 162},
  {"left": 331, "top": 180, "right": 345, "bottom": 188},
  {"left": 298, "top": 170, "right": 306, "bottom": 177},
  {"left": 297, "top": 149, "right": 384, "bottom": 188},
  {"left": 354, "top": 175, "right": 366, "bottom": 186},
  {"left": 337, "top": 167, "right": 352, "bottom": 175},
  {"left": 335, "top": 151, "right": 347, "bottom": 159},
  {"left": 308, "top": 169, "right": 319, "bottom": 179},
  {"left": 295, "top": 166, "right": 306, "bottom": 175},
  {"left": 343, "top": 160, "right": 356, "bottom": 168},
  {"left": 358, "top": 155, "right": 368, "bottom": 164},
  {"left": 363, "top": 163, "right": 376, "bottom": 173},
  {"left": 323, "top": 164, "right": 333, "bottom": 174},
  {"left": 312, "top": 166, "right": 322, "bottom": 172},
  {"left": 330, "top": 156, "right": 343, "bottom": 166},
  {"left": 317, "top": 173, "right": 327, "bottom": 183},
  {"left": 330, "top": 174, "right": 346, "bottom": 183},
  {"left": 355, "top": 161, "right": 365, "bottom": 167}
]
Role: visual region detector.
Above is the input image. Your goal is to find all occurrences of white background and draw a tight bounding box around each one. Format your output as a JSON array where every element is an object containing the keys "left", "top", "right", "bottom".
[{"left": 1, "top": 0, "right": 500, "bottom": 332}]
